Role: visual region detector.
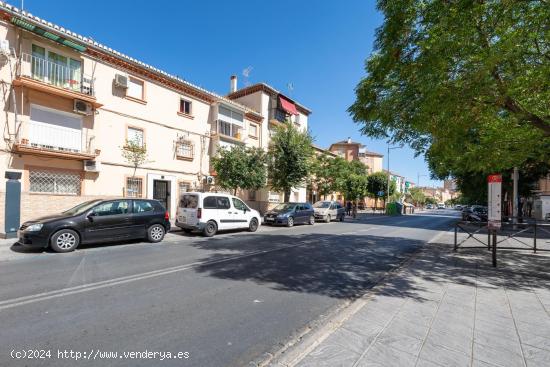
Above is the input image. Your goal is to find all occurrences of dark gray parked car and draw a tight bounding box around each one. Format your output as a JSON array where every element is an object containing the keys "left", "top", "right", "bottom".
[{"left": 264, "top": 202, "right": 315, "bottom": 227}]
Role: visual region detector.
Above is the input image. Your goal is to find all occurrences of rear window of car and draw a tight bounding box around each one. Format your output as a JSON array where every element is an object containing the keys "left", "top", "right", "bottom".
[
  {"left": 134, "top": 200, "right": 154, "bottom": 213},
  {"left": 181, "top": 194, "right": 198, "bottom": 208}
]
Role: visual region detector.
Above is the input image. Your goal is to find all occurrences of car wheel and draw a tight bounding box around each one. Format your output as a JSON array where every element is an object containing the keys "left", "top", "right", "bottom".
[
  {"left": 248, "top": 218, "right": 259, "bottom": 232},
  {"left": 339, "top": 214, "right": 344, "bottom": 222},
  {"left": 50, "top": 229, "right": 80, "bottom": 253},
  {"left": 325, "top": 214, "right": 331, "bottom": 223},
  {"left": 182, "top": 228, "right": 193, "bottom": 234},
  {"left": 286, "top": 216, "right": 294, "bottom": 227},
  {"left": 147, "top": 224, "right": 166, "bottom": 243},
  {"left": 203, "top": 221, "right": 217, "bottom": 237},
  {"left": 308, "top": 215, "right": 315, "bottom": 225}
]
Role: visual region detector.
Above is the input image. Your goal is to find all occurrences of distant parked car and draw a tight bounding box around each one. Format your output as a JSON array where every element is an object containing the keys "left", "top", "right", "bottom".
[
  {"left": 176, "top": 192, "right": 261, "bottom": 237},
  {"left": 313, "top": 201, "right": 345, "bottom": 223},
  {"left": 467, "top": 206, "right": 488, "bottom": 222},
  {"left": 437, "top": 204, "right": 445, "bottom": 209},
  {"left": 455, "top": 205, "right": 463, "bottom": 210},
  {"left": 18, "top": 199, "right": 171, "bottom": 253},
  {"left": 426, "top": 204, "right": 433, "bottom": 209},
  {"left": 264, "top": 202, "right": 315, "bottom": 227}
]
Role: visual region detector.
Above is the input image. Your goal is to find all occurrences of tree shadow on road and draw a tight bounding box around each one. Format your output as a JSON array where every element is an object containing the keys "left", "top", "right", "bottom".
[{"left": 191, "top": 231, "right": 550, "bottom": 303}]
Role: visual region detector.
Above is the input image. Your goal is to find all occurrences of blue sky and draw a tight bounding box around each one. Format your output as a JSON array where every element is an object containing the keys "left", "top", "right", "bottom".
[{"left": 20, "top": 0, "right": 440, "bottom": 187}]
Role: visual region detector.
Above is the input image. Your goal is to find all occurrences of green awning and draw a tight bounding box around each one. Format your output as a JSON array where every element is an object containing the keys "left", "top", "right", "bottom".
[
  {"left": 11, "top": 16, "right": 87, "bottom": 53},
  {"left": 11, "top": 17, "right": 35, "bottom": 31}
]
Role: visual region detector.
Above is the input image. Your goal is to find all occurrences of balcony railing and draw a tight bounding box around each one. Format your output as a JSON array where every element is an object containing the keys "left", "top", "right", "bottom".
[
  {"left": 19, "top": 53, "right": 95, "bottom": 96},
  {"left": 212, "top": 120, "right": 243, "bottom": 141},
  {"left": 15, "top": 120, "right": 98, "bottom": 158}
]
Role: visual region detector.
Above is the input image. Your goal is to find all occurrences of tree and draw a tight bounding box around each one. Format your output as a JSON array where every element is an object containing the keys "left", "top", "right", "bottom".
[
  {"left": 406, "top": 187, "right": 426, "bottom": 207},
  {"left": 309, "top": 155, "right": 346, "bottom": 198},
  {"left": 425, "top": 197, "right": 438, "bottom": 205},
  {"left": 349, "top": 1, "right": 550, "bottom": 182},
  {"left": 211, "top": 145, "right": 267, "bottom": 195},
  {"left": 366, "top": 171, "right": 395, "bottom": 208},
  {"left": 268, "top": 123, "right": 314, "bottom": 202},
  {"left": 343, "top": 174, "right": 369, "bottom": 217},
  {"left": 121, "top": 137, "right": 148, "bottom": 178},
  {"left": 310, "top": 156, "right": 369, "bottom": 199}
]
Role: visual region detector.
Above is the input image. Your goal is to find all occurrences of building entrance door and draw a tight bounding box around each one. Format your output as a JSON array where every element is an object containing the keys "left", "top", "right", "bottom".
[{"left": 153, "top": 179, "right": 171, "bottom": 212}]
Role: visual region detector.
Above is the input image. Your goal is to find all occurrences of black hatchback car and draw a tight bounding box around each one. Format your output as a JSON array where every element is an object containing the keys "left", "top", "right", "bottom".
[
  {"left": 18, "top": 199, "right": 171, "bottom": 253},
  {"left": 264, "top": 202, "right": 315, "bottom": 227}
]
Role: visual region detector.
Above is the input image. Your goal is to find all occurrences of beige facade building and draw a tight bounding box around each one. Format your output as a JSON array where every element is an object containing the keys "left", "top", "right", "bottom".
[
  {"left": 0, "top": 3, "right": 268, "bottom": 236},
  {"left": 227, "top": 81, "right": 311, "bottom": 212},
  {"left": 328, "top": 138, "right": 383, "bottom": 175}
]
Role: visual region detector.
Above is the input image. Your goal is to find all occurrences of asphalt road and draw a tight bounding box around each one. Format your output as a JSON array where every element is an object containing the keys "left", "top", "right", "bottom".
[{"left": 0, "top": 210, "right": 458, "bottom": 367}]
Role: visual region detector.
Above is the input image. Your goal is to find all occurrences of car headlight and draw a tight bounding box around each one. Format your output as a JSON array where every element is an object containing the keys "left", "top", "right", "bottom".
[{"left": 25, "top": 223, "right": 43, "bottom": 232}]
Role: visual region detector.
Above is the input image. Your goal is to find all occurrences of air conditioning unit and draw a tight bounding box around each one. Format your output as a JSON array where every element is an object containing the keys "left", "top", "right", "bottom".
[
  {"left": 74, "top": 99, "right": 93, "bottom": 115},
  {"left": 83, "top": 160, "right": 101, "bottom": 172},
  {"left": 205, "top": 176, "right": 215, "bottom": 185},
  {"left": 114, "top": 74, "right": 128, "bottom": 89}
]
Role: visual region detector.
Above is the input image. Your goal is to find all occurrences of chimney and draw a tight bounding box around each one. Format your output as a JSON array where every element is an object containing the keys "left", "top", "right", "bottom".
[
  {"left": 230, "top": 75, "right": 237, "bottom": 93},
  {"left": 347, "top": 137, "right": 352, "bottom": 144}
]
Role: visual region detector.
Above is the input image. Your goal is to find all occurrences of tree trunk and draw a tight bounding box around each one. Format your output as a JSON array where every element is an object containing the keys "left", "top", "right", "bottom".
[
  {"left": 284, "top": 189, "right": 291, "bottom": 203},
  {"left": 234, "top": 188, "right": 238, "bottom": 196}
]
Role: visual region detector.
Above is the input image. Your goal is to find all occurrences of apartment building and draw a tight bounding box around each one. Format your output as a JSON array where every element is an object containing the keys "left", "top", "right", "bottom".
[
  {"left": 328, "top": 138, "right": 383, "bottom": 175},
  {"left": 0, "top": 3, "right": 263, "bottom": 236},
  {"left": 227, "top": 79, "right": 311, "bottom": 212}
]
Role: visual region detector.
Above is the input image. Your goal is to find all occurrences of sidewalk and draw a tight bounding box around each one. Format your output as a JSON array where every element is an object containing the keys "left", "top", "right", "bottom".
[{"left": 278, "top": 230, "right": 550, "bottom": 367}]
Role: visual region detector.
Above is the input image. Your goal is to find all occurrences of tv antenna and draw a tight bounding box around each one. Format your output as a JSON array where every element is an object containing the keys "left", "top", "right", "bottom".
[
  {"left": 287, "top": 82, "right": 294, "bottom": 96},
  {"left": 242, "top": 66, "right": 253, "bottom": 87}
]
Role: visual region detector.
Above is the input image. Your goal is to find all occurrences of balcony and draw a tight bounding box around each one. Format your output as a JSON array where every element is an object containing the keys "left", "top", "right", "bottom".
[
  {"left": 13, "top": 120, "right": 99, "bottom": 160},
  {"left": 211, "top": 120, "right": 244, "bottom": 145},
  {"left": 14, "top": 53, "right": 101, "bottom": 107}
]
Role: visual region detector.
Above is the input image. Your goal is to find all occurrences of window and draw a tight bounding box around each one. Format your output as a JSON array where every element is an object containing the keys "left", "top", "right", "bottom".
[
  {"left": 203, "top": 196, "right": 218, "bottom": 209},
  {"left": 92, "top": 200, "right": 131, "bottom": 216},
  {"left": 216, "top": 197, "right": 231, "bottom": 209},
  {"left": 248, "top": 190, "right": 256, "bottom": 201},
  {"left": 29, "top": 105, "right": 83, "bottom": 152},
  {"left": 249, "top": 123, "right": 258, "bottom": 138},
  {"left": 232, "top": 198, "right": 248, "bottom": 211},
  {"left": 29, "top": 170, "right": 80, "bottom": 195},
  {"left": 31, "top": 44, "right": 82, "bottom": 90},
  {"left": 219, "top": 106, "right": 243, "bottom": 124},
  {"left": 127, "top": 77, "right": 144, "bottom": 100},
  {"left": 127, "top": 127, "right": 144, "bottom": 146},
  {"left": 180, "top": 194, "right": 198, "bottom": 208},
  {"left": 176, "top": 141, "right": 194, "bottom": 159},
  {"left": 179, "top": 99, "right": 192, "bottom": 115},
  {"left": 126, "top": 177, "right": 143, "bottom": 198},
  {"left": 134, "top": 200, "right": 154, "bottom": 213}
]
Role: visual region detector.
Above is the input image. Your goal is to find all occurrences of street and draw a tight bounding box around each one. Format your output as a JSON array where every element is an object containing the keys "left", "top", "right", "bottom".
[{"left": 0, "top": 211, "right": 456, "bottom": 367}]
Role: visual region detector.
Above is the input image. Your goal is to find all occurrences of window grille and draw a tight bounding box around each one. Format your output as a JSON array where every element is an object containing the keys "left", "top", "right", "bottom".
[
  {"left": 176, "top": 141, "right": 194, "bottom": 159},
  {"left": 126, "top": 177, "right": 143, "bottom": 198},
  {"left": 29, "top": 170, "right": 81, "bottom": 195}
]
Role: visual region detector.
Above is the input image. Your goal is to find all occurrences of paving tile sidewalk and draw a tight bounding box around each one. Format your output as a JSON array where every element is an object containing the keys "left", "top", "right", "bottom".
[{"left": 288, "top": 230, "right": 550, "bottom": 367}]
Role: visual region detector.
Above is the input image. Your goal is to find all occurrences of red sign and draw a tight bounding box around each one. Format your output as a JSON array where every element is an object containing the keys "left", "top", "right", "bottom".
[{"left": 487, "top": 174, "right": 502, "bottom": 183}]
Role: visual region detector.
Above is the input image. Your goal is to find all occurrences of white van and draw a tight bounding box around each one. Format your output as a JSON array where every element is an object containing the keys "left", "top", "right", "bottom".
[{"left": 176, "top": 192, "right": 261, "bottom": 237}]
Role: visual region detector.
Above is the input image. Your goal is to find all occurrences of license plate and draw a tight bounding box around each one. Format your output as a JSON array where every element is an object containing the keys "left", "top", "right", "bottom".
[
  {"left": 265, "top": 217, "right": 274, "bottom": 222},
  {"left": 178, "top": 216, "right": 187, "bottom": 223}
]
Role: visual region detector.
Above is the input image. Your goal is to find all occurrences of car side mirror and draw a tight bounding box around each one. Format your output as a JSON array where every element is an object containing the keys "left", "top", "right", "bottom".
[{"left": 86, "top": 212, "right": 96, "bottom": 221}]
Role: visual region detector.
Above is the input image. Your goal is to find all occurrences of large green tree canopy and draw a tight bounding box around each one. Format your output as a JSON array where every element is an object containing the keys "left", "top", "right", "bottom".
[
  {"left": 211, "top": 146, "right": 267, "bottom": 195},
  {"left": 349, "top": 0, "right": 550, "bottom": 179}
]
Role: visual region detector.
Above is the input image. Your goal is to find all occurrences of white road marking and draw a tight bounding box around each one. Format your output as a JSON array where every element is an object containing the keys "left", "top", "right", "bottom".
[{"left": 0, "top": 239, "right": 326, "bottom": 311}]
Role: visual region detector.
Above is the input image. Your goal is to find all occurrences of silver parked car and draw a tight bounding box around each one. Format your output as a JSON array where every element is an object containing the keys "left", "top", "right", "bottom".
[{"left": 313, "top": 201, "right": 345, "bottom": 223}]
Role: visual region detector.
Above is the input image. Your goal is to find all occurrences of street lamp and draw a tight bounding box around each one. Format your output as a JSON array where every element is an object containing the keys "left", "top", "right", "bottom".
[{"left": 386, "top": 144, "right": 401, "bottom": 211}]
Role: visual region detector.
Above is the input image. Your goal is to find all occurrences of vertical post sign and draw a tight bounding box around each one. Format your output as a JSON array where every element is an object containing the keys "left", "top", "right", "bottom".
[{"left": 487, "top": 174, "right": 502, "bottom": 229}]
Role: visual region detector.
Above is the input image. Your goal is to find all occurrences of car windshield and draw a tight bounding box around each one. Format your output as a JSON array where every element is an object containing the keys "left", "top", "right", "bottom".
[
  {"left": 274, "top": 203, "right": 296, "bottom": 211},
  {"left": 62, "top": 200, "right": 103, "bottom": 215},
  {"left": 313, "top": 202, "right": 331, "bottom": 208}
]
